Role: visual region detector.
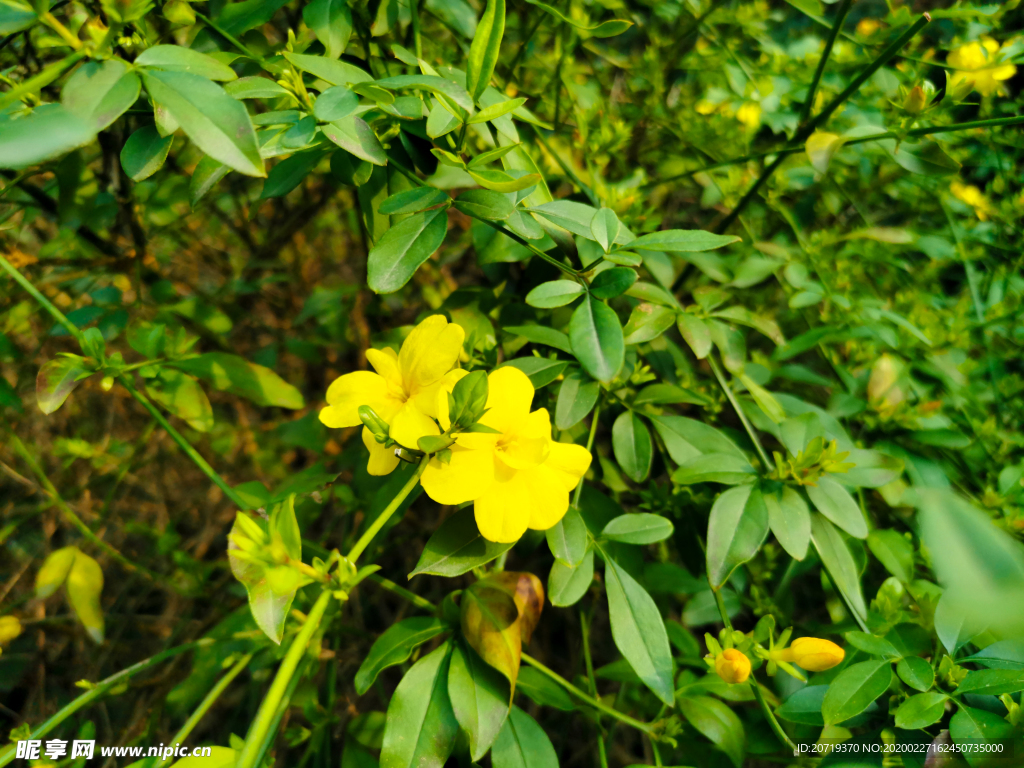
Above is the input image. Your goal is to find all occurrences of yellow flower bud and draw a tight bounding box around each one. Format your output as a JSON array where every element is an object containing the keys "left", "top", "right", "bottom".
[
  {"left": 903, "top": 85, "right": 927, "bottom": 115},
  {"left": 776, "top": 637, "right": 845, "bottom": 671},
  {"left": 0, "top": 616, "right": 22, "bottom": 645},
  {"left": 715, "top": 648, "right": 752, "bottom": 684}
]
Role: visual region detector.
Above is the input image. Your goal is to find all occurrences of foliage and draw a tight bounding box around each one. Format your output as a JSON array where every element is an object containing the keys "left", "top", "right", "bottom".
[{"left": 1, "top": 0, "right": 1024, "bottom": 766}]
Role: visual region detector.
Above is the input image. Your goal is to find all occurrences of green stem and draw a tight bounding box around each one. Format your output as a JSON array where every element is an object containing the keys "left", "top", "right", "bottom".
[
  {"left": 707, "top": 355, "right": 774, "bottom": 471},
  {"left": 0, "top": 253, "right": 82, "bottom": 338},
  {"left": 717, "top": 14, "right": 931, "bottom": 231},
  {"left": 645, "top": 115, "right": 1024, "bottom": 190},
  {"left": 8, "top": 432, "right": 171, "bottom": 587},
  {"left": 0, "top": 640, "right": 210, "bottom": 767},
  {"left": 520, "top": 653, "right": 655, "bottom": 736},
  {"left": 580, "top": 610, "right": 609, "bottom": 766},
  {"left": 571, "top": 400, "right": 601, "bottom": 509},
  {"left": 711, "top": 588, "right": 797, "bottom": 755},
  {"left": 409, "top": 0, "right": 421, "bottom": 59},
  {"left": 236, "top": 590, "right": 333, "bottom": 768},
  {"left": 368, "top": 573, "right": 436, "bottom": 612},
  {"left": 799, "top": 0, "right": 854, "bottom": 125},
  {"left": 118, "top": 376, "right": 249, "bottom": 509},
  {"left": 0, "top": 50, "right": 86, "bottom": 111},
  {"left": 345, "top": 456, "right": 427, "bottom": 563},
  {"left": 138, "top": 653, "right": 253, "bottom": 768}
]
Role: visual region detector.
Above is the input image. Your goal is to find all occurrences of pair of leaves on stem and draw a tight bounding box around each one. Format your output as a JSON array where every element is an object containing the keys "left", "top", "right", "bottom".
[{"left": 35, "top": 546, "right": 105, "bottom": 643}]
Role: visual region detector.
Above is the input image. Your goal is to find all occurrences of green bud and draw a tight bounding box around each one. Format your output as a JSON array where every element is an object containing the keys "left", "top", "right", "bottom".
[{"left": 358, "top": 405, "right": 390, "bottom": 442}]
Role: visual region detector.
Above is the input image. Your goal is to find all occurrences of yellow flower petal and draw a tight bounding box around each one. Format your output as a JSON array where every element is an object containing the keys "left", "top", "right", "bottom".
[
  {"left": 523, "top": 464, "right": 570, "bottom": 531},
  {"left": 398, "top": 315, "right": 465, "bottom": 394},
  {"left": 322, "top": 371, "right": 400, "bottom": 427},
  {"left": 993, "top": 64, "right": 1017, "bottom": 81},
  {"left": 367, "top": 347, "right": 401, "bottom": 384},
  {"left": 545, "top": 441, "right": 593, "bottom": 491},
  {"left": 363, "top": 427, "right": 400, "bottom": 476},
  {"left": 389, "top": 403, "right": 440, "bottom": 449},
  {"left": 481, "top": 367, "right": 535, "bottom": 433},
  {"left": 474, "top": 475, "right": 531, "bottom": 543},
  {"left": 422, "top": 447, "right": 496, "bottom": 505}
]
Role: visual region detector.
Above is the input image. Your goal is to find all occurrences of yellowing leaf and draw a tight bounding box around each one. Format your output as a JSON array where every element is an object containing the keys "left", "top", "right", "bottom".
[
  {"left": 66, "top": 550, "right": 104, "bottom": 643},
  {"left": 805, "top": 131, "right": 844, "bottom": 174},
  {"left": 461, "top": 582, "right": 522, "bottom": 697},
  {"left": 35, "top": 546, "right": 78, "bottom": 598}
]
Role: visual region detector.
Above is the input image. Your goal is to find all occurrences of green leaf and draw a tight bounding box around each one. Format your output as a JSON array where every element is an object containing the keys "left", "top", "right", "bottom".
[
  {"left": 602, "top": 513, "right": 673, "bottom": 545},
  {"left": 525, "top": 280, "right": 584, "bottom": 308},
  {"left": 260, "top": 150, "right": 325, "bottom": 199},
  {"left": 887, "top": 139, "right": 960, "bottom": 177},
  {"left": 216, "top": 0, "right": 290, "bottom": 34},
  {"left": 625, "top": 229, "right": 740, "bottom": 253},
  {"left": 546, "top": 506, "right": 587, "bottom": 566},
  {"left": 949, "top": 705, "right": 1013, "bottom": 758},
  {"left": 569, "top": 295, "right": 624, "bottom": 383},
  {"left": 468, "top": 168, "right": 540, "bottom": 193},
  {"left": 168, "top": 353, "right": 304, "bottom": 408},
  {"left": 504, "top": 324, "right": 572, "bottom": 355},
  {"left": 775, "top": 686, "right": 826, "bottom": 726},
  {"left": 282, "top": 51, "right": 373, "bottom": 85},
  {"left": 845, "top": 631, "right": 900, "bottom": 659},
  {"left": 454, "top": 189, "right": 514, "bottom": 221},
  {"left": 380, "top": 643, "right": 460, "bottom": 768},
  {"left": 894, "top": 692, "right": 947, "bottom": 730},
  {"left": 956, "top": 668, "right": 1024, "bottom": 696},
  {"left": 491, "top": 706, "right": 558, "bottom": 768},
  {"left": 671, "top": 454, "right": 756, "bottom": 485},
  {"left": 516, "top": 667, "right": 575, "bottom": 711},
  {"left": 36, "top": 355, "right": 92, "bottom": 414},
  {"left": 410, "top": 506, "right": 515, "bottom": 577},
  {"left": 313, "top": 85, "right": 359, "bottom": 122},
  {"left": 0, "top": 105, "right": 96, "bottom": 169},
  {"left": 623, "top": 303, "right": 676, "bottom": 344},
  {"left": 375, "top": 75, "right": 474, "bottom": 112},
  {"left": 603, "top": 550, "right": 674, "bottom": 705},
  {"left": 706, "top": 484, "right": 769, "bottom": 587},
  {"left": 227, "top": 515, "right": 294, "bottom": 644},
  {"left": 867, "top": 529, "right": 914, "bottom": 583},
  {"left": 548, "top": 547, "right": 593, "bottom": 606},
  {"left": 712, "top": 306, "right": 784, "bottom": 345},
  {"left": 528, "top": 200, "right": 599, "bottom": 237},
  {"left": 523, "top": 0, "right": 632, "bottom": 37},
  {"left": 136, "top": 45, "right": 238, "bottom": 81},
  {"left": 141, "top": 70, "right": 264, "bottom": 177},
  {"left": 811, "top": 514, "right": 868, "bottom": 621},
  {"left": 611, "top": 410, "right": 652, "bottom": 483},
  {"left": 468, "top": 97, "right": 527, "bottom": 124},
  {"left": 843, "top": 449, "right": 903, "bottom": 488},
  {"left": 120, "top": 125, "right": 173, "bottom": 182},
  {"left": 144, "top": 368, "right": 214, "bottom": 432},
  {"left": 66, "top": 551, "right": 104, "bottom": 644},
  {"left": 555, "top": 370, "right": 599, "bottom": 430},
  {"left": 806, "top": 475, "right": 867, "bottom": 539},
  {"left": 465, "top": 0, "right": 505, "bottom": 100},
  {"left": 367, "top": 207, "right": 448, "bottom": 293},
  {"left": 224, "top": 76, "right": 293, "bottom": 100},
  {"left": 896, "top": 657, "right": 935, "bottom": 692},
  {"left": 302, "top": 0, "right": 353, "bottom": 59},
  {"left": 355, "top": 616, "right": 450, "bottom": 694},
  {"left": 964, "top": 640, "right": 1024, "bottom": 670},
  {"left": 677, "top": 314, "right": 712, "bottom": 359},
  {"left": 449, "top": 640, "right": 510, "bottom": 760},
  {"left": 0, "top": 0, "right": 36, "bottom": 35},
  {"left": 61, "top": 59, "right": 141, "bottom": 131},
  {"left": 189, "top": 155, "right": 229, "bottom": 207},
  {"left": 633, "top": 383, "right": 707, "bottom": 407},
  {"left": 461, "top": 581, "right": 521, "bottom": 693},
  {"left": 322, "top": 116, "right": 387, "bottom": 166},
  {"left": 500, "top": 357, "right": 568, "bottom": 389},
  {"left": 821, "top": 659, "right": 892, "bottom": 725},
  {"left": 379, "top": 187, "right": 449, "bottom": 215},
  {"left": 650, "top": 414, "right": 746, "bottom": 463},
  {"left": 590, "top": 207, "right": 620, "bottom": 251},
  {"left": 678, "top": 695, "right": 745, "bottom": 768},
  {"left": 590, "top": 267, "right": 637, "bottom": 300}
]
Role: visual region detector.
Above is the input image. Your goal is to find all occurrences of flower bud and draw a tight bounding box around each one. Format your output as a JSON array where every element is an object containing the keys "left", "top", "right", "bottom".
[
  {"left": 903, "top": 85, "right": 927, "bottom": 115},
  {"left": 0, "top": 615, "right": 22, "bottom": 645},
  {"left": 358, "top": 405, "right": 390, "bottom": 443},
  {"left": 715, "top": 648, "right": 751, "bottom": 684},
  {"left": 777, "top": 637, "right": 844, "bottom": 671}
]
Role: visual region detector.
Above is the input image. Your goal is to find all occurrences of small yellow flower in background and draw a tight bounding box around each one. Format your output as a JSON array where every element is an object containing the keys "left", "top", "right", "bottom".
[
  {"left": 947, "top": 38, "right": 1017, "bottom": 97},
  {"left": 772, "top": 637, "right": 845, "bottom": 671},
  {"left": 736, "top": 102, "right": 761, "bottom": 129},
  {"left": 0, "top": 615, "right": 22, "bottom": 646},
  {"left": 856, "top": 18, "right": 881, "bottom": 37},
  {"left": 950, "top": 181, "right": 995, "bottom": 221},
  {"left": 319, "top": 315, "right": 465, "bottom": 475},
  {"left": 421, "top": 367, "right": 592, "bottom": 543},
  {"left": 695, "top": 100, "right": 717, "bottom": 115},
  {"left": 715, "top": 648, "right": 751, "bottom": 684}
]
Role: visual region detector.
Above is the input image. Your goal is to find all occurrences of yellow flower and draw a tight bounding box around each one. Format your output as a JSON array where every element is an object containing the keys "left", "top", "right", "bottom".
[
  {"left": 0, "top": 615, "right": 22, "bottom": 645},
  {"left": 319, "top": 315, "right": 465, "bottom": 475},
  {"left": 773, "top": 637, "right": 844, "bottom": 671},
  {"left": 950, "top": 181, "right": 994, "bottom": 221},
  {"left": 421, "top": 367, "right": 592, "bottom": 543},
  {"left": 856, "top": 18, "right": 881, "bottom": 37},
  {"left": 736, "top": 102, "right": 761, "bottom": 129},
  {"left": 947, "top": 38, "right": 1016, "bottom": 97},
  {"left": 715, "top": 648, "right": 751, "bottom": 684}
]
